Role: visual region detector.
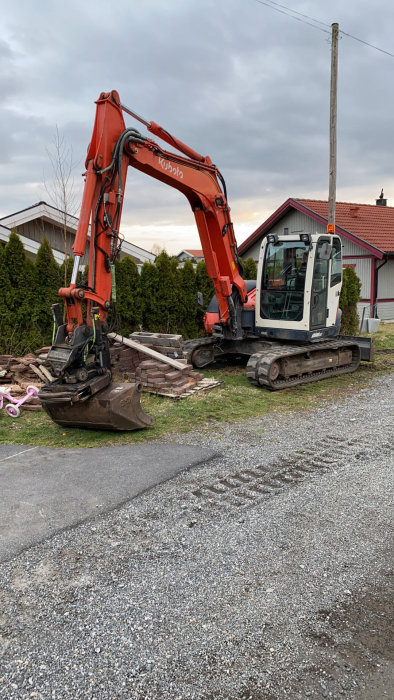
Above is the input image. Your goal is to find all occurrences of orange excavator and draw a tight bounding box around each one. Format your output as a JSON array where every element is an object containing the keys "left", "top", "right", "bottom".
[
  {"left": 39, "top": 89, "right": 249, "bottom": 430},
  {"left": 39, "top": 90, "right": 372, "bottom": 431}
]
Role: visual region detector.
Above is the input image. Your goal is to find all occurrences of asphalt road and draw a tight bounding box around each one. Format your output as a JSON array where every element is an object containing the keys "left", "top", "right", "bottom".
[{"left": 0, "top": 443, "right": 218, "bottom": 562}]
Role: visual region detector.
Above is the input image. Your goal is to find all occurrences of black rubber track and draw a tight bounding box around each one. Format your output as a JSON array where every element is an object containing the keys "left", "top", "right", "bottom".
[{"left": 246, "top": 339, "right": 361, "bottom": 390}]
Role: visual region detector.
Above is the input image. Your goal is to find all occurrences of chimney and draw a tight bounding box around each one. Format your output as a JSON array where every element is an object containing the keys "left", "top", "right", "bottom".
[
  {"left": 376, "top": 188, "right": 387, "bottom": 206},
  {"left": 349, "top": 205, "right": 359, "bottom": 218}
]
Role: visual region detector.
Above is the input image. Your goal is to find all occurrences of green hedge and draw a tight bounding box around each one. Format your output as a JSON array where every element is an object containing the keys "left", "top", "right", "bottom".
[
  {"left": 339, "top": 265, "right": 362, "bottom": 335},
  {"left": 0, "top": 237, "right": 214, "bottom": 355},
  {"left": 241, "top": 256, "right": 257, "bottom": 280},
  {"left": 0, "top": 234, "right": 363, "bottom": 357},
  {"left": 0, "top": 232, "right": 56, "bottom": 355}
]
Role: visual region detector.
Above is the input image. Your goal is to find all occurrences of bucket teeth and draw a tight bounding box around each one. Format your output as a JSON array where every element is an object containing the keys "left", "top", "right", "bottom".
[{"left": 39, "top": 382, "right": 154, "bottom": 431}]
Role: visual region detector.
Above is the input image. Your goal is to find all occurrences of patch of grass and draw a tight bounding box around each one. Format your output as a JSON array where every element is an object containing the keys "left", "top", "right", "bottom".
[
  {"left": 1, "top": 325, "right": 393, "bottom": 448},
  {"left": 369, "top": 322, "right": 394, "bottom": 350}
]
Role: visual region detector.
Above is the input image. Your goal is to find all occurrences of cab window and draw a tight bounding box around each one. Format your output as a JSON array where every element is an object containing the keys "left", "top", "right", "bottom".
[
  {"left": 260, "top": 241, "right": 308, "bottom": 321},
  {"left": 330, "top": 238, "right": 342, "bottom": 287}
]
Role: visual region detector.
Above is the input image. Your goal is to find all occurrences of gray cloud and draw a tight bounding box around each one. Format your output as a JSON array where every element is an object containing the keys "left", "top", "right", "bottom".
[{"left": 0, "top": 0, "right": 393, "bottom": 251}]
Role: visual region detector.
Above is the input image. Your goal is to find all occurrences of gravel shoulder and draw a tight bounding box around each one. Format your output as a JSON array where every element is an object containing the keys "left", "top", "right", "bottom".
[{"left": 0, "top": 374, "right": 393, "bottom": 699}]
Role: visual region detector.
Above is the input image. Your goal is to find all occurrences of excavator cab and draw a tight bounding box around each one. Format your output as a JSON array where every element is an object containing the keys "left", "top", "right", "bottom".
[{"left": 255, "top": 233, "right": 342, "bottom": 342}]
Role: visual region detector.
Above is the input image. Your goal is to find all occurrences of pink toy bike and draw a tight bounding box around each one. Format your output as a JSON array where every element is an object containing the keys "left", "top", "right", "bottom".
[{"left": 0, "top": 385, "right": 39, "bottom": 418}]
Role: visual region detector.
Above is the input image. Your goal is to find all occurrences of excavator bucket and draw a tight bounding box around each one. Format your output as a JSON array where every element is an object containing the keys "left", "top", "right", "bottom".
[{"left": 39, "top": 381, "right": 154, "bottom": 431}]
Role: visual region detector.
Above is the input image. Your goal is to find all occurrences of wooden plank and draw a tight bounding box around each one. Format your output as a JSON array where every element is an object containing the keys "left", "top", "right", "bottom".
[
  {"left": 29, "top": 364, "right": 47, "bottom": 383},
  {"left": 108, "top": 333, "right": 187, "bottom": 370},
  {"left": 143, "top": 378, "right": 223, "bottom": 400},
  {"left": 36, "top": 364, "right": 55, "bottom": 382}
]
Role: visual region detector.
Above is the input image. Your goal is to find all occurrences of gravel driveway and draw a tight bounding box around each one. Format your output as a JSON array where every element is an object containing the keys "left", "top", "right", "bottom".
[{"left": 0, "top": 373, "right": 393, "bottom": 699}]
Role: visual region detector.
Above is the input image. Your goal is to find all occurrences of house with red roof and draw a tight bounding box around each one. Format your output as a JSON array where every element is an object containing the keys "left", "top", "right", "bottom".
[
  {"left": 176, "top": 249, "right": 204, "bottom": 263},
  {"left": 239, "top": 196, "right": 394, "bottom": 322}
]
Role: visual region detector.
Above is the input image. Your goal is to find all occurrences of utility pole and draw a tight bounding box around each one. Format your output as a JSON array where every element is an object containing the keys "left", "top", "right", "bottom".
[{"left": 327, "top": 22, "right": 339, "bottom": 234}]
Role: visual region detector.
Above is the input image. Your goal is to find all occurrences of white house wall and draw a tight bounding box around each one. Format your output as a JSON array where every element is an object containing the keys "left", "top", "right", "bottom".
[
  {"left": 242, "top": 238, "right": 263, "bottom": 262},
  {"left": 376, "top": 301, "right": 394, "bottom": 321},
  {"left": 347, "top": 257, "right": 394, "bottom": 321},
  {"left": 245, "top": 210, "right": 327, "bottom": 261},
  {"left": 377, "top": 259, "right": 394, "bottom": 298},
  {"left": 341, "top": 239, "right": 369, "bottom": 257},
  {"left": 274, "top": 210, "right": 327, "bottom": 237},
  {"left": 342, "top": 256, "right": 371, "bottom": 299},
  {"left": 376, "top": 259, "right": 394, "bottom": 321}
]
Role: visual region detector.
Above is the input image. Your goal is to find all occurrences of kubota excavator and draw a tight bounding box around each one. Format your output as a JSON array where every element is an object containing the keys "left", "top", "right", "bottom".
[{"left": 39, "top": 90, "right": 372, "bottom": 431}]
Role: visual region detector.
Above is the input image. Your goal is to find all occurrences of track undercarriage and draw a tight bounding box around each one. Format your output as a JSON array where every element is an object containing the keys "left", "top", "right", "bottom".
[
  {"left": 184, "top": 337, "right": 364, "bottom": 391},
  {"left": 245, "top": 339, "right": 360, "bottom": 390}
]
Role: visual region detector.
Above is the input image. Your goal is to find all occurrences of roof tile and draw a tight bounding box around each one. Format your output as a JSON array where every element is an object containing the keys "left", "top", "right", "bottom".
[
  {"left": 185, "top": 249, "right": 204, "bottom": 257},
  {"left": 297, "top": 199, "right": 394, "bottom": 252}
]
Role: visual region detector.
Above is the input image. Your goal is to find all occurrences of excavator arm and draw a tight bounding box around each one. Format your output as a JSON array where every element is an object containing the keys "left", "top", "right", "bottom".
[
  {"left": 40, "top": 90, "right": 247, "bottom": 430},
  {"left": 62, "top": 90, "right": 246, "bottom": 338}
]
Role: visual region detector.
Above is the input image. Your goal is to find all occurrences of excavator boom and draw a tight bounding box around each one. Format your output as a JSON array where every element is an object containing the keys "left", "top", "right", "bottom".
[{"left": 40, "top": 90, "right": 247, "bottom": 430}]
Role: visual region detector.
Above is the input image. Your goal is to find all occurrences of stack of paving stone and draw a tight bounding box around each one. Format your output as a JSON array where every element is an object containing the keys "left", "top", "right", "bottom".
[
  {"left": 0, "top": 336, "right": 215, "bottom": 410},
  {"left": 135, "top": 358, "right": 204, "bottom": 396},
  {"left": 109, "top": 344, "right": 148, "bottom": 378},
  {"left": 129, "top": 332, "right": 185, "bottom": 360},
  {"left": 109, "top": 334, "right": 206, "bottom": 397},
  {"left": 129, "top": 332, "right": 207, "bottom": 396}
]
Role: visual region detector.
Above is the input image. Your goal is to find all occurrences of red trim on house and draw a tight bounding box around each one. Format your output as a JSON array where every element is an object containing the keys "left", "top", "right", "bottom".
[{"left": 370, "top": 258, "right": 376, "bottom": 311}]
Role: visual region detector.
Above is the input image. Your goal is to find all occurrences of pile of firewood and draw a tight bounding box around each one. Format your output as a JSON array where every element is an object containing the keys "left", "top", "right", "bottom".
[{"left": 0, "top": 348, "right": 53, "bottom": 412}]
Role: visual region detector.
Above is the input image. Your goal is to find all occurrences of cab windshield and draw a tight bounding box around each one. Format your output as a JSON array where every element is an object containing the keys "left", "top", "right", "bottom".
[{"left": 260, "top": 241, "right": 309, "bottom": 321}]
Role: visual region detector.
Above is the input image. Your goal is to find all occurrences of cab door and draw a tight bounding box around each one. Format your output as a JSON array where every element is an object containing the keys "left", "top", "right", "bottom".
[{"left": 310, "top": 239, "right": 330, "bottom": 329}]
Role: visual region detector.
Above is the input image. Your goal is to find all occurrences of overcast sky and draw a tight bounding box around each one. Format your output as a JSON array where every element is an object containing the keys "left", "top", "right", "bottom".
[{"left": 1, "top": 0, "right": 393, "bottom": 254}]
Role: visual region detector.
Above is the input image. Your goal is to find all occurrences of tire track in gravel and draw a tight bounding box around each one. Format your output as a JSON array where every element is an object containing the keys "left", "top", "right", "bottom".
[{"left": 188, "top": 433, "right": 393, "bottom": 511}]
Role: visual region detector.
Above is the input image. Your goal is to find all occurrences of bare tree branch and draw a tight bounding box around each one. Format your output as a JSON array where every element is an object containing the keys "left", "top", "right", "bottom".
[{"left": 43, "top": 126, "right": 80, "bottom": 286}]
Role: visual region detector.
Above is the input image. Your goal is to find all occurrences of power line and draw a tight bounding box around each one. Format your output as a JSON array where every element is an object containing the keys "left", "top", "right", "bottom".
[
  {"left": 339, "top": 29, "right": 394, "bottom": 58},
  {"left": 258, "top": 0, "right": 330, "bottom": 30},
  {"left": 252, "top": 0, "right": 330, "bottom": 35},
  {"left": 252, "top": 0, "right": 394, "bottom": 58}
]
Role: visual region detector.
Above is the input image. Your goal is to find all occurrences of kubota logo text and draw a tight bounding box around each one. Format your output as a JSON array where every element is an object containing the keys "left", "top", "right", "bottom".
[{"left": 158, "top": 157, "right": 184, "bottom": 179}]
